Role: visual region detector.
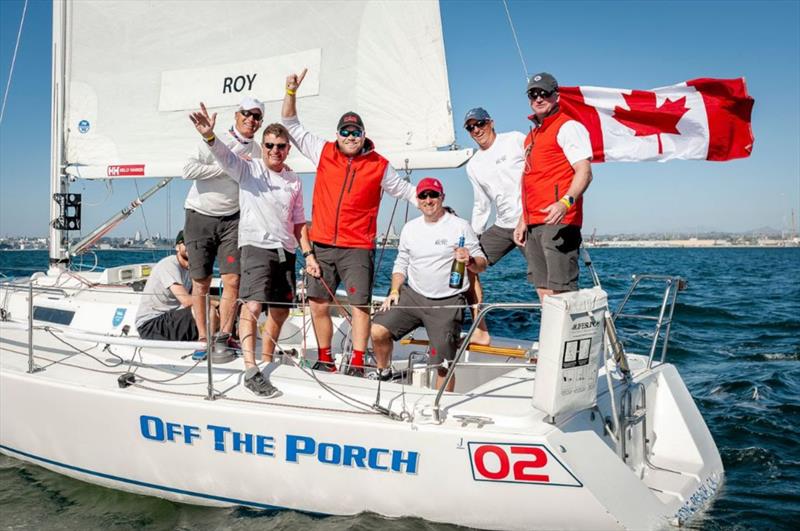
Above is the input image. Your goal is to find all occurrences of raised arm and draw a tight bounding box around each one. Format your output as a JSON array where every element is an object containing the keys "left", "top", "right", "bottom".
[
  {"left": 189, "top": 102, "right": 248, "bottom": 183},
  {"left": 281, "top": 69, "right": 325, "bottom": 165}
]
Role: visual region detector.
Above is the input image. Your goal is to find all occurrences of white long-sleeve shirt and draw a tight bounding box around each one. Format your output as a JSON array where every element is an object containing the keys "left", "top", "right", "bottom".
[
  {"left": 465, "top": 131, "right": 526, "bottom": 233},
  {"left": 281, "top": 115, "right": 417, "bottom": 204},
  {"left": 182, "top": 127, "right": 261, "bottom": 216},
  {"left": 393, "top": 212, "right": 485, "bottom": 299},
  {"left": 206, "top": 139, "right": 305, "bottom": 252}
]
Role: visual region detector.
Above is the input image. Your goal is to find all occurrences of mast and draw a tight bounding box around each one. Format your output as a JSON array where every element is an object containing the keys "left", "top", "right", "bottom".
[{"left": 48, "top": 0, "right": 69, "bottom": 268}]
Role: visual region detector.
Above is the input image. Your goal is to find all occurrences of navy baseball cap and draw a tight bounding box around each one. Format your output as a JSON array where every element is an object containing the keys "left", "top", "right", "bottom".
[{"left": 463, "top": 107, "right": 491, "bottom": 125}]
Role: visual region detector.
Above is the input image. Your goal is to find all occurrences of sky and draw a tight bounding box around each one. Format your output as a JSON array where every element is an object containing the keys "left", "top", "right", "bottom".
[{"left": 0, "top": 0, "right": 798, "bottom": 239}]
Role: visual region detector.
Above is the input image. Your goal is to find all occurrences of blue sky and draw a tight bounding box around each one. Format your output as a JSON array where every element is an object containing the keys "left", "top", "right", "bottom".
[{"left": 1, "top": 0, "right": 798, "bottom": 238}]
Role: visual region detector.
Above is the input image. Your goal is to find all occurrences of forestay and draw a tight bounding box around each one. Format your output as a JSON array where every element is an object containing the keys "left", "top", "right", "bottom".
[{"left": 61, "top": 0, "right": 470, "bottom": 179}]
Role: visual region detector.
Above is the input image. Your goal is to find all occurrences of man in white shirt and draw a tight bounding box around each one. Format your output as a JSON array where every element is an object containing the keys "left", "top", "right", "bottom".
[
  {"left": 136, "top": 231, "right": 219, "bottom": 341},
  {"left": 463, "top": 107, "right": 526, "bottom": 344},
  {"left": 190, "top": 104, "right": 314, "bottom": 398},
  {"left": 182, "top": 97, "right": 264, "bottom": 352},
  {"left": 371, "top": 178, "right": 487, "bottom": 391}
]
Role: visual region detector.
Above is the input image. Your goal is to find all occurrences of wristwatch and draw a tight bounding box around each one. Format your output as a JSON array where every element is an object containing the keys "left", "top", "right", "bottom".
[{"left": 302, "top": 250, "right": 314, "bottom": 258}]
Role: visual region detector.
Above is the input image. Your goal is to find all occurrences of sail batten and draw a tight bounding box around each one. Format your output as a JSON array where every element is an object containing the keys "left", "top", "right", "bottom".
[{"left": 63, "top": 0, "right": 468, "bottom": 178}]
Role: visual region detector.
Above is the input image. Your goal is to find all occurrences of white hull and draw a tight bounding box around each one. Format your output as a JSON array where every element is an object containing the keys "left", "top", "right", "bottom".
[{"left": 0, "top": 270, "right": 723, "bottom": 530}]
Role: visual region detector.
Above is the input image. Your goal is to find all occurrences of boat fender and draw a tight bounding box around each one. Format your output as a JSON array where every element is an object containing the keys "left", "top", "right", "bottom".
[{"left": 118, "top": 372, "right": 136, "bottom": 388}]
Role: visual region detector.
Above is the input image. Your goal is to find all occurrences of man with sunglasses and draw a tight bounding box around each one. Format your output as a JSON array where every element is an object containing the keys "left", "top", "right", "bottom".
[
  {"left": 463, "top": 107, "right": 527, "bottom": 344},
  {"left": 183, "top": 97, "right": 265, "bottom": 353},
  {"left": 372, "top": 178, "right": 487, "bottom": 391},
  {"left": 281, "top": 69, "right": 417, "bottom": 376},
  {"left": 512, "top": 73, "right": 593, "bottom": 301},
  {"left": 190, "top": 104, "right": 314, "bottom": 397}
]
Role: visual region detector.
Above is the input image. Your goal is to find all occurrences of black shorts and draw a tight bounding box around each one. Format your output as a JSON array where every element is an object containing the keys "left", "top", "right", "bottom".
[
  {"left": 238, "top": 245, "right": 296, "bottom": 308},
  {"left": 372, "top": 286, "right": 465, "bottom": 365},
  {"left": 183, "top": 209, "right": 241, "bottom": 279},
  {"left": 305, "top": 244, "right": 374, "bottom": 306},
  {"left": 524, "top": 224, "right": 581, "bottom": 290},
  {"left": 479, "top": 224, "right": 523, "bottom": 266},
  {"left": 137, "top": 306, "right": 198, "bottom": 341}
]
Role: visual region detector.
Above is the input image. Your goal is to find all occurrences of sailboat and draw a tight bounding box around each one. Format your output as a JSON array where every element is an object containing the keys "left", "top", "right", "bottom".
[{"left": 0, "top": 2, "right": 723, "bottom": 529}]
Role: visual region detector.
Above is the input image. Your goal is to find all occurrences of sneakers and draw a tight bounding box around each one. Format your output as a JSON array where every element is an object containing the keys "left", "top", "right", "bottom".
[
  {"left": 243, "top": 367, "right": 280, "bottom": 398},
  {"left": 191, "top": 349, "right": 207, "bottom": 361},
  {"left": 377, "top": 367, "right": 394, "bottom": 381},
  {"left": 225, "top": 336, "right": 241, "bottom": 351},
  {"left": 312, "top": 360, "right": 337, "bottom": 373},
  {"left": 346, "top": 365, "right": 365, "bottom": 377}
]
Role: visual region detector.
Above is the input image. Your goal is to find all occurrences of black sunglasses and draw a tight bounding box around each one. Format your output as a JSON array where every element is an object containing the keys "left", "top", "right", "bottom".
[
  {"left": 417, "top": 190, "right": 441, "bottom": 200},
  {"left": 527, "top": 88, "right": 555, "bottom": 100},
  {"left": 264, "top": 142, "right": 288, "bottom": 150},
  {"left": 339, "top": 129, "right": 363, "bottom": 138},
  {"left": 465, "top": 119, "right": 489, "bottom": 132},
  {"left": 240, "top": 109, "right": 263, "bottom": 120}
]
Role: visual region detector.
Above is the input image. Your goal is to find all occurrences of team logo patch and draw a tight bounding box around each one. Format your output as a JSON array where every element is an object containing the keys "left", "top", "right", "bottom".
[
  {"left": 348, "top": 286, "right": 356, "bottom": 294},
  {"left": 226, "top": 255, "right": 235, "bottom": 263}
]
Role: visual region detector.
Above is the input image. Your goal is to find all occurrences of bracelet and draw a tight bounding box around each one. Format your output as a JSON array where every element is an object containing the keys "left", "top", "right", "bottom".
[
  {"left": 302, "top": 250, "right": 314, "bottom": 258},
  {"left": 203, "top": 134, "right": 215, "bottom": 143},
  {"left": 559, "top": 197, "right": 573, "bottom": 209},
  {"left": 390, "top": 288, "right": 400, "bottom": 296},
  {"left": 286, "top": 89, "right": 296, "bottom": 95}
]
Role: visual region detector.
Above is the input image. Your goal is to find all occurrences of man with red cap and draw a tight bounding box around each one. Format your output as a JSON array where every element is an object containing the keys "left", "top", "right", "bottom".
[
  {"left": 371, "top": 177, "right": 487, "bottom": 391},
  {"left": 281, "top": 69, "right": 417, "bottom": 375}
]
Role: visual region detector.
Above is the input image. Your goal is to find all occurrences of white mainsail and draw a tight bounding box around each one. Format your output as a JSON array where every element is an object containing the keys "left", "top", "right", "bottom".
[{"left": 61, "top": 0, "right": 470, "bottom": 179}]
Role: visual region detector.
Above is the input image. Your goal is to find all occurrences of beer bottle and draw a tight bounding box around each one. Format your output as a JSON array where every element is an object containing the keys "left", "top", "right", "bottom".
[{"left": 449, "top": 235, "right": 466, "bottom": 289}]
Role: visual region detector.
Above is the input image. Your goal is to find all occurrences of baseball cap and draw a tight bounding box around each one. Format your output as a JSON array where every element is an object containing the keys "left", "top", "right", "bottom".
[
  {"left": 337, "top": 111, "right": 364, "bottom": 132},
  {"left": 416, "top": 177, "right": 444, "bottom": 196},
  {"left": 526, "top": 72, "right": 558, "bottom": 93},
  {"left": 175, "top": 230, "right": 185, "bottom": 245},
  {"left": 463, "top": 107, "right": 491, "bottom": 125},
  {"left": 238, "top": 96, "right": 265, "bottom": 114}
]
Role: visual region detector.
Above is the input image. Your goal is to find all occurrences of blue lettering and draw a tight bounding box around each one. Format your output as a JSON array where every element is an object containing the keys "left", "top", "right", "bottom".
[
  {"left": 183, "top": 425, "right": 201, "bottom": 445},
  {"left": 368, "top": 448, "right": 390, "bottom": 471},
  {"left": 206, "top": 424, "right": 231, "bottom": 452},
  {"left": 233, "top": 431, "right": 253, "bottom": 454},
  {"left": 166, "top": 422, "right": 182, "bottom": 442},
  {"left": 256, "top": 435, "right": 275, "bottom": 456},
  {"left": 391, "top": 450, "right": 419, "bottom": 474},
  {"left": 286, "top": 434, "right": 315, "bottom": 463},
  {"left": 343, "top": 445, "right": 367, "bottom": 468},
  {"left": 140, "top": 415, "right": 164, "bottom": 441},
  {"left": 318, "top": 443, "right": 342, "bottom": 465}
]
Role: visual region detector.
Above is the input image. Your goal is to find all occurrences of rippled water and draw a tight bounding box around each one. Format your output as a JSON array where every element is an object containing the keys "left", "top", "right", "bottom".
[{"left": 1, "top": 248, "right": 798, "bottom": 530}]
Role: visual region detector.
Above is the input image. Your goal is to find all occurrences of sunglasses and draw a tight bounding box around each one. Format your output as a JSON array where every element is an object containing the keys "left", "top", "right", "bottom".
[
  {"left": 465, "top": 119, "right": 489, "bottom": 132},
  {"left": 338, "top": 129, "right": 363, "bottom": 138},
  {"left": 240, "top": 109, "right": 263, "bottom": 121},
  {"left": 264, "top": 142, "right": 288, "bottom": 150},
  {"left": 417, "top": 190, "right": 441, "bottom": 200},
  {"left": 527, "top": 88, "right": 555, "bottom": 100}
]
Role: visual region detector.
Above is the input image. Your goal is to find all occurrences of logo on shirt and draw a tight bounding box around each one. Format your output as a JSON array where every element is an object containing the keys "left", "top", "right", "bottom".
[
  {"left": 434, "top": 239, "right": 448, "bottom": 246},
  {"left": 495, "top": 155, "right": 507, "bottom": 165}
]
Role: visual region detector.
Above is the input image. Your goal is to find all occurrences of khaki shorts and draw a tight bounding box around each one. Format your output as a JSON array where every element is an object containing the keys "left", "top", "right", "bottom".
[
  {"left": 239, "top": 245, "right": 296, "bottom": 307},
  {"left": 305, "top": 244, "right": 374, "bottom": 306},
  {"left": 372, "top": 286, "right": 465, "bottom": 364},
  {"left": 183, "top": 209, "right": 241, "bottom": 279},
  {"left": 524, "top": 224, "right": 581, "bottom": 291}
]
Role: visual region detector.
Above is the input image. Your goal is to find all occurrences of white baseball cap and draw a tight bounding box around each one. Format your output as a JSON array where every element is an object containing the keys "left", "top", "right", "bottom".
[{"left": 238, "top": 96, "right": 264, "bottom": 114}]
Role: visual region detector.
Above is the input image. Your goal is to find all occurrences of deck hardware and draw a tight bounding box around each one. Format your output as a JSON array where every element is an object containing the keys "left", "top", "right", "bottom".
[{"left": 452, "top": 415, "right": 494, "bottom": 428}]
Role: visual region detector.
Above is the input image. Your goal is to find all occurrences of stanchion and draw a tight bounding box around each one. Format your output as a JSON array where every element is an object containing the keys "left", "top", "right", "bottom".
[
  {"left": 26, "top": 282, "right": 41, "bottom": 374},
  {"left": 204, "top": 293, "right": 216, "bottom": 400}
]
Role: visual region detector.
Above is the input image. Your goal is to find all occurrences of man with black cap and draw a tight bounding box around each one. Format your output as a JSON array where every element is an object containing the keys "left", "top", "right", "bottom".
[
  {"left": 463, "top": 107, "right": 526, "bottom": 344},
  {"left": 512, "top": 73, "right": 593, "bottom": 301},
  {"left": 281, "top": 68, "right": 416, "bottom": 375},
  {"left": 183, "top": 96, "right": 265, "bottom": 351},
  {"left": 371, "top": 177, "right": 487, "bottom": 391},
  {"left": 135, "top": 231, "right": 219, "bottom": 342}
]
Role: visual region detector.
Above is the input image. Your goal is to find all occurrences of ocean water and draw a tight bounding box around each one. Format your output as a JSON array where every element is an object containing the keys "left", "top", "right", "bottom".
[{"left": 1, "top": 248, "right": 798, "bottom": 530}]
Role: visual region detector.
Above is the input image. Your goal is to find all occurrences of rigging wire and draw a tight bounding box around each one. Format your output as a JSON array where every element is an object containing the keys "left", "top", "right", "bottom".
[
  {"left": 502, "top": 0, "right": 530, "bottom": 82},
  {"left": 0, "top": 0, "right": 28, "bottom": 126}
]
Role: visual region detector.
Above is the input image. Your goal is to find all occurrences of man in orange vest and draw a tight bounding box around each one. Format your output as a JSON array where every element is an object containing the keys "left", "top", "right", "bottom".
[
  {"left": 513, "top": 73, "right": 593, "bottom": 301},
  {"left": 282, "top": 69, "right": 417, "bottom": 375}
]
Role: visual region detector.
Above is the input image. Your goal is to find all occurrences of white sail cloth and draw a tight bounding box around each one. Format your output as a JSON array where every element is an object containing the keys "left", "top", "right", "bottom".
[{"left": 62, "top": 0, "right": 470, "bottom": 179}]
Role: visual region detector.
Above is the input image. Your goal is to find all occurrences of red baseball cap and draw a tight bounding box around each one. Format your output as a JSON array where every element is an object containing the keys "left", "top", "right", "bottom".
[{"left": 416, "top": 177, "right": 444, "bottom": 196}]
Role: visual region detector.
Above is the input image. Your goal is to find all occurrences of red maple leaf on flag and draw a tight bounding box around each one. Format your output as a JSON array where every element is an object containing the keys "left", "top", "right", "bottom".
[{"left": 612, "top": 90, "right": 689, "bottom": 154}]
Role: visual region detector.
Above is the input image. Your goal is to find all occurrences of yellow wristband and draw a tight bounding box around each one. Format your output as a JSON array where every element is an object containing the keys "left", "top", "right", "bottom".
[
  {"left": 559, "top": 197, "right": 572, "bottom": 209},
  {"left": 286, "top": 89, "right": 296, "bottom": 95},
  {"left": 390, "top": 289, "right": 400, "bottom": 295},
  {"left": 203, "top": 133, "right": 215, "bottom": 142}
]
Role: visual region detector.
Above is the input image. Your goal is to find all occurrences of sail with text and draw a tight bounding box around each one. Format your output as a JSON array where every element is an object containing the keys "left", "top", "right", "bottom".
[{"left": 558, "top": 78, "right": 754, "bottom": 162}]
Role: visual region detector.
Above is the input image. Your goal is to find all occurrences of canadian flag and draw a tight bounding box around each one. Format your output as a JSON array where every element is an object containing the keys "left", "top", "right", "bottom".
[{"left": 559, "top": 78, "right": 754, "bottom": 162}]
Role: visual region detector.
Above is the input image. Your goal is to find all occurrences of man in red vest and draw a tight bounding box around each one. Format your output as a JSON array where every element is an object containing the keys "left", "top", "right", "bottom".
[
  {"left": 282, "top": 69, "right": 417, "bottom": 375},
  {"left": 513, "top": 73, "right": 593, "bottom": 301}
]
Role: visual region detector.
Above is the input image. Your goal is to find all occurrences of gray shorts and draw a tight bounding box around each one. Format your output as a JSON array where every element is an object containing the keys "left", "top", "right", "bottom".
[
  {"left": 524, "top": 224, "right": 582, "bottom": 291},
  {"left": 183, "top": 209, "right": 241, "bottom": 279},
  {"left": 306, "top": 244, "right": 374, "bottom": 306},
  {"left": 137, "top": 306, "right": 198, "bottom": 342},
  {"left": 479, "top": 224, "right": 523, "bottom": 266},
  {"left": 372, "top": 286, "right": 465, "bottom": 364},
  {"left": 239, "top": 246, "right": 296, "bottom": 307}
]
